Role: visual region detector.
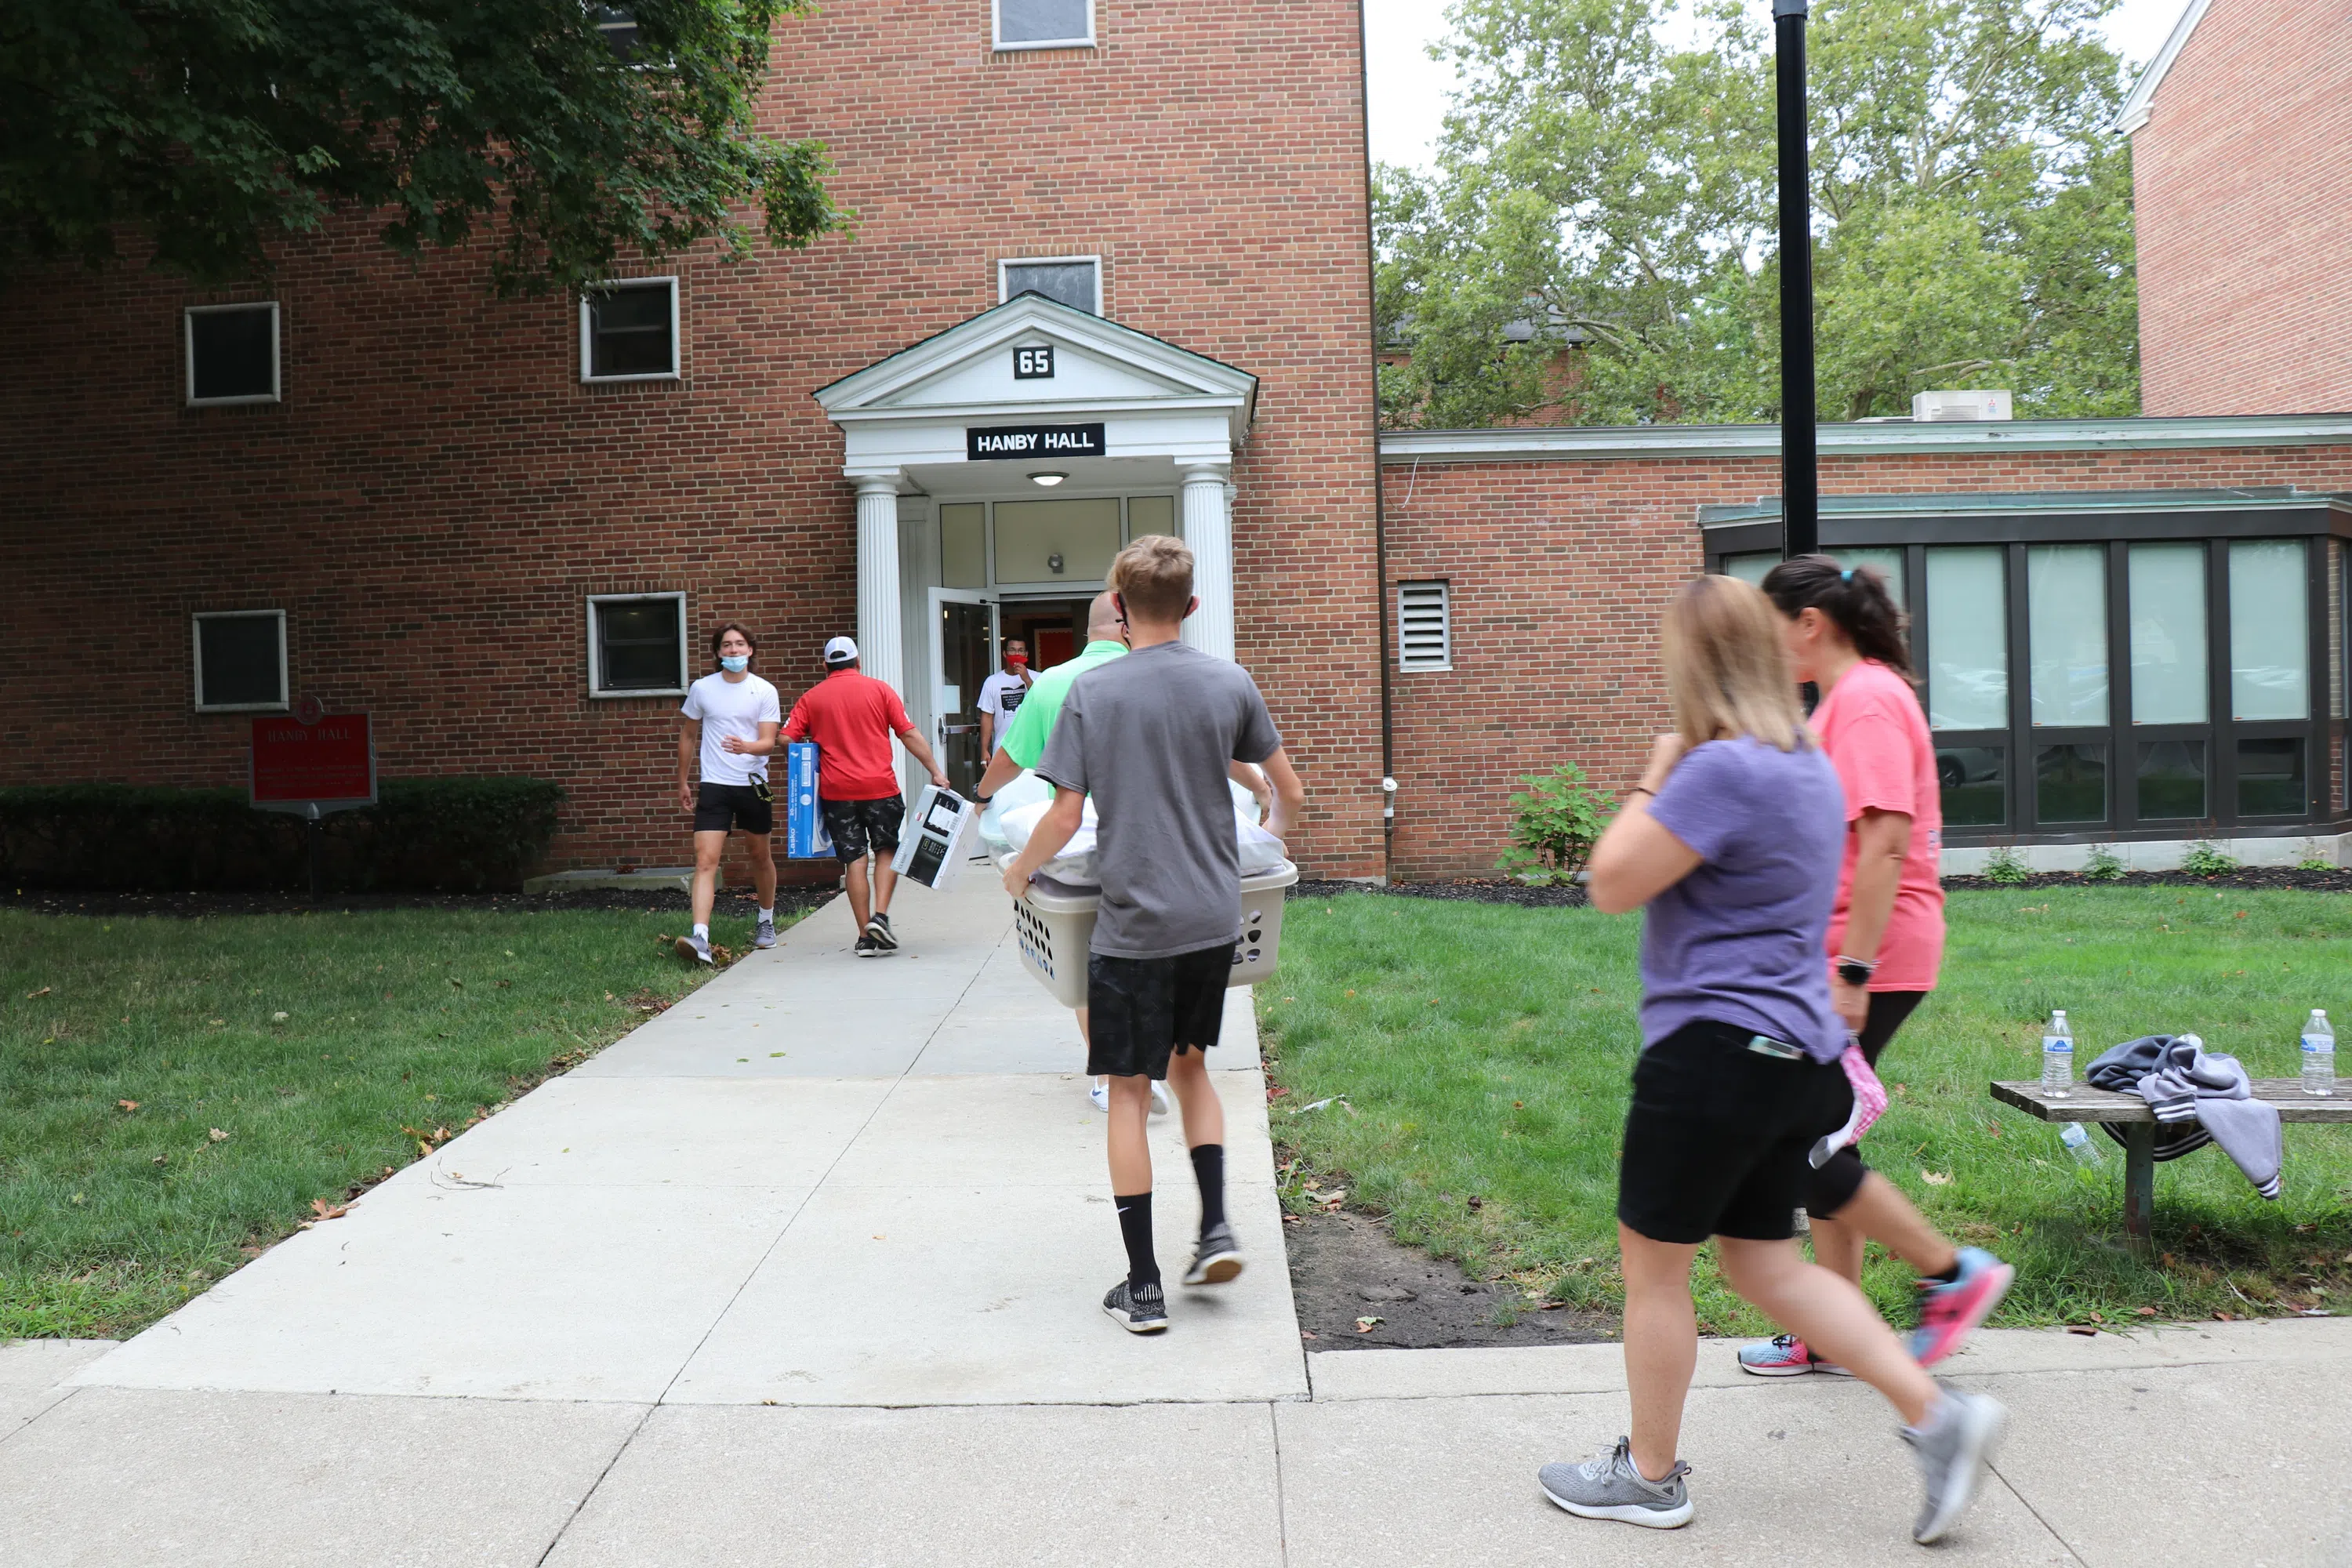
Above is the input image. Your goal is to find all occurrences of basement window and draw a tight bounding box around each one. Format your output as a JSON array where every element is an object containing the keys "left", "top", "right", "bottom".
[
  {"left": 588, "top": 593, "right": 689, "bottom": 697},
  {"left": 185, "top": 303, "right": 281, "bottom": 406},
  {"left": 1398, "top": 581, "right": 1452, "bottom": 672},
  {"left": 580, "top": 278, "right": 680, "bottom": 382},
  {"left": 192, "top": 611, "right": 289, "bottom": 712},
  {"left": 995, "top": 0, "right": 1093, "bottom": 50}
]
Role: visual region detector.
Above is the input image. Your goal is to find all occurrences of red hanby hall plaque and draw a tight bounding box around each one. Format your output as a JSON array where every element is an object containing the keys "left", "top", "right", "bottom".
[{"left": 251, "top": 713, "right": 375, "bottom": 808}]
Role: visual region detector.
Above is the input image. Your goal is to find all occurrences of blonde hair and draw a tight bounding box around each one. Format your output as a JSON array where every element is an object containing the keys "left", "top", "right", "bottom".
[
  {"left": 1111, "top": 534, "right": 1195, "bottom": 622},
  {"left": 1661, "top": 574, "right": 1808, "bottom": 753}
]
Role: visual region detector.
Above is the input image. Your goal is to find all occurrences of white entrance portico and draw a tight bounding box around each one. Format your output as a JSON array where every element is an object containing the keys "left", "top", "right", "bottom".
[{"left": 815, "top": 295, "right": 1258, "bottom": 793}]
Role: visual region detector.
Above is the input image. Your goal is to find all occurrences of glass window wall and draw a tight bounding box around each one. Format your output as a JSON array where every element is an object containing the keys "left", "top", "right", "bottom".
[
  {"left": 1831, "top": 547, "right": 1906, "bottom": 608},
  {"left": 1926, "top": 546, "right": 2006, "bottom": 730},
  {"left": 2230, "top": 539, "right": 2308, "bottom": 720},
  {"left": 2129, "top": 543, "right": 2207, "bottom": 725},
  {"left": 2028, "top": 544, "right": 2108, "bottom": 728}
]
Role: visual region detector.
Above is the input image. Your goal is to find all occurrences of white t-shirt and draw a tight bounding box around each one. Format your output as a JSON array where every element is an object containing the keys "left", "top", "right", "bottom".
[
  {"left": 681, "top": 672, "right": 781, "bottom": 786},
  {"left": 978, "top": 670, "right": 1033, "bottom": 753}
]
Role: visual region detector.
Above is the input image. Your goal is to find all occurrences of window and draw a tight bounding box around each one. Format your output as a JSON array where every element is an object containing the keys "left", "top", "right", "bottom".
[
  {"left": 185, "top": 303, "right": 280, "bottom": 405},
  {"left": 1926, "top": 547, "right": 2007, "bottom": 731},
  {"left": 192, "top": 611, "right": 288, "bottom": 712},
  {"left": 993, "top": 498, "right": 1122, "bottom": 584},
  {"left": 587, "top": 593, "right": 688, "bottom": 697},
  {"left": 1000, "top": 256, "right": 1100, "bottom": 315},
  {"left": 2230, "top": 539, "right": 2307, "bottom": 720},
  {"left": 1398, "top": 582, "right": 1452, "bottom": 672},
  {"left": 580, "top": 278, "right": 679, "bottom": 382},
  {"left": 592, "top": 5, "right": 640, "bottom": 60},
  {"left": 994, "top": 0, "right": 1093, "bottom": 50},
  {"left": 1830, "top": 547, "right": 1906, "bottom": 609},
  {"left": 2129, "top": 543, "right": 2208, "bottom": 725},
  {"left": 1722, "top": 552, "right": 1776, "bottom": 588},
  {"left": 2027, "top": 544, "right": 2108, "bottom": 728}
]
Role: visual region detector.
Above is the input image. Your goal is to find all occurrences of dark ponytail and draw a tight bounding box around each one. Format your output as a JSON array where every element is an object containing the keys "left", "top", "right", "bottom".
[{"left": 1759, "top": 554, "right": 1915, "bottom": 680}]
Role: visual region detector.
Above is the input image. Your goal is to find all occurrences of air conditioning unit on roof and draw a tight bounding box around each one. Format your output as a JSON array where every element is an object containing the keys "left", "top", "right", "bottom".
[{"left": 1912, "top": 389, "right": 2013, "bottom": 422}]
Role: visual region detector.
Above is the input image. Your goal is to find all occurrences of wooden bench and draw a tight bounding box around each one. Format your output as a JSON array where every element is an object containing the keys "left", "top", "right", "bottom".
[{"left": 1990, "top": 1080, "right": 2352, "bottom": 1254}]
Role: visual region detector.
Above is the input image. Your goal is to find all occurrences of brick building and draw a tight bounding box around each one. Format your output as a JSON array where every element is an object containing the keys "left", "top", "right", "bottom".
[
  {"left": 3, "top": 1, "right": 2348, "bottom": 884},
  {"left": 2118, "top": 0, "right": 2352, "bottom": 416}
]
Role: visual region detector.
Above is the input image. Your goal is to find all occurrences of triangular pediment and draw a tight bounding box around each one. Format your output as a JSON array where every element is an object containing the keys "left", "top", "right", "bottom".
[{"left": 814, "top": 294, "right": 1257, "bottom": 434}]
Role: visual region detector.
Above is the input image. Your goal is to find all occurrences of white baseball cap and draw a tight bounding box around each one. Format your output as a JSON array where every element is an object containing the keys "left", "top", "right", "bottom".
[{"left": 823, "top": 635, "right": 859, "bottom": 666}]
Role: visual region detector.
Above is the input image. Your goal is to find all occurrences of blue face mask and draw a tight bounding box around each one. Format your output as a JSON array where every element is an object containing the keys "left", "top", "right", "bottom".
[{"left": 719, "top": 655, "right": 750, "bottom": 673}]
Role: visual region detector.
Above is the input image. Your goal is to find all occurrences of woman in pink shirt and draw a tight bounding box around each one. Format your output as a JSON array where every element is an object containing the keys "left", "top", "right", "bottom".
[{"left": 1737, "top": 557, "right": 2013, "bottom": 1377}]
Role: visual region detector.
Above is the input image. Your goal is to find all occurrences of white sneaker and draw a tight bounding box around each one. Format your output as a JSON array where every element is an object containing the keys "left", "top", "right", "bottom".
[
  {"left": 1088, "top": 1077, "right": 1109, "bottom": 1112},
  {"left": 1150, "top": 1080, "right": 1171, "bottom": 1116}
]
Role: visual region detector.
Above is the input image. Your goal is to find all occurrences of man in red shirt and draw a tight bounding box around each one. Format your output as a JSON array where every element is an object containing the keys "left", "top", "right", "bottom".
[{"left": 741, "top": 636, "right": 949, "bottom": 956}]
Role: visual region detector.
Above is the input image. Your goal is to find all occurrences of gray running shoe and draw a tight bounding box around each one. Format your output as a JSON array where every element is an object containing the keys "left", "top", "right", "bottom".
[
  {"left": 866, "top": 911, "right": 898, "bottom": 952},
  {"left": 853, "top": 934, "right": 880, "bottom": 959},
  {"left": 753, "top": 920, "right": 778, "bottom": 949},
  {"left": 1537, "top": 1437, "right": 1693, "bottom": 1530},
  {"left": 1903, "top": 1388, "right": 2006, "bottom": 1544},
  {"left": 1182, "top": 1223, "right": 1244, "bottom": 1287},
  {"left": 1103, "top": 1278, "right": 1168, "bottom": 1334},
  {"left": 675, "top": 933, "right": 714, "bottom": 966}
]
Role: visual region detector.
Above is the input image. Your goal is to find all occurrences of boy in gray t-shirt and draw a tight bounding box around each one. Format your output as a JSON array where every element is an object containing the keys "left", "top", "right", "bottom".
[{"left": 1004, "top": 535, "right": 1305, "bottom": 1334}]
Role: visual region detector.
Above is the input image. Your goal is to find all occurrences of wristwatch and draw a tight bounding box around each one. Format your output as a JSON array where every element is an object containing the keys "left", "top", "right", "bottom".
[{"left": 1835, "top": 956, "right": 1876, "bottom": 988}]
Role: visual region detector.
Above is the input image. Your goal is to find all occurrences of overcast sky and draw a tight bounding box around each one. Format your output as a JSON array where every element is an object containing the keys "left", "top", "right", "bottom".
[{"left": 1363, "top": 0, "right": 2194, "bottom": 172}]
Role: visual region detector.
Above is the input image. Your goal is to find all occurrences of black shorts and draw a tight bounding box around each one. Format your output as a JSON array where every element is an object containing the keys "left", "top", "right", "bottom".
[
  {"left": 1085, "top": 942, "right": 1233, "bottom": 1080},
  {"left": 1808, "top": 989, "right": 1929, "bottom": 1218},
  {"left": 693, "top": 781, "right": 772, "bottom": 836},
  {"left": 1617, "top": 1019, "right": 1854, "bottom": 1245},
  {"left": 821, "top": 795, "right": 904, "bottom": 862}
]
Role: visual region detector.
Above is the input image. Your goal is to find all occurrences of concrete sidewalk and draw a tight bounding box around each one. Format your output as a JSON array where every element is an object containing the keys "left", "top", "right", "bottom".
[{"left": 5, "top": 872, "right": 2350, "bottom": 1564}]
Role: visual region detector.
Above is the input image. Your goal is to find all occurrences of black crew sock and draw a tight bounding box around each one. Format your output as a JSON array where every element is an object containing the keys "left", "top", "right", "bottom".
[
  {"left": 1189, "top": 1144, "right": 1227, "bottom": 1236},
  {"left": 1925, "top": 1258, "right": 1963, "bottom": 1284},
  {"left": 1114, "top": 1192, "right": 1160, "bottom": 1289}
]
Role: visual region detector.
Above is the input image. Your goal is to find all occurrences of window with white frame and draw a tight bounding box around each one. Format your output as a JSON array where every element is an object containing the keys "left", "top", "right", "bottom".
[
  {"left": 1398, "top": 581, "right": 1452, "bottom": 672},
  {"left": 587, "top": 593, "right": 689, "bottom": 696},
  {"left": 192, "top": 610, "right": 288, "bottom": 711},
  {"left": 994, "top": 0, "right": 1093, "bottom": 50},
  {"left": 1000, "top": 256, "right": 1100, "bottom": 315},
  {"left": 580, "top": 278, "right": 679, "bottom": 381},
  {"left": 185, "top": 303, "right": 281, "bottom": 405}
]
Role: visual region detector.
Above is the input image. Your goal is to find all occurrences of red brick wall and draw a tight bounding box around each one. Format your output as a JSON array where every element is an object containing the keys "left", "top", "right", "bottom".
[
  {"left": 1381, "top": 441, "right": 2352, "bottom": 880},
  {"left": 0, "top": 0, "right": 1386, "bottom": 881},
  {"left": 2133, "top": 0, "right": 2352, "bottom": 416}
]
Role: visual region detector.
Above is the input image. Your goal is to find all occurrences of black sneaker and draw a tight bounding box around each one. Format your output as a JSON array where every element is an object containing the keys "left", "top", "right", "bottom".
[
  {"left": 853, "top": 934, "right": 880, "bottom": 958},
  {"left": 1103, "top": 1278, "right": 1169, "bottom": 1334},
  {"left": 866, "top": 911, "right": 898, "bottom": 952},
  {"left": 1182, "top": 1223, "right": 1244, "bottom": 1287}
]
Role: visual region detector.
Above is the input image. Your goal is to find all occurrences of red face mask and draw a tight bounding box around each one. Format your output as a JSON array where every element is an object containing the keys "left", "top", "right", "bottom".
[{"left": 1006, "top": 653, "right": 1029, "bottom": 666}]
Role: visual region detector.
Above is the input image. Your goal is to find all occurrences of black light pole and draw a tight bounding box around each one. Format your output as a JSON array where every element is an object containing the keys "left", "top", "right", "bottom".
[{"left": 1774, "top": 0, "right": 1818, "bottom": 559}]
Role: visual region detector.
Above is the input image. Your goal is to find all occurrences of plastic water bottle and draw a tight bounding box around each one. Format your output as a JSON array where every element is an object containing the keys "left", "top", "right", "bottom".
[
  {"left": 2060, "top": 1123, "right": 2104, "bottom": 1168},
  {"left": 2304, "top": 1009, "right": 2336, "bottom": 1097},
  {"left": 2041, "top": 1010, "right": 2074, "bottom": 1098}
]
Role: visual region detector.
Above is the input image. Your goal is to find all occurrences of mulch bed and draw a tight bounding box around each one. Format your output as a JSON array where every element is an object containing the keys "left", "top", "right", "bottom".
[{"left": 0, "top": 886, "right": 842, "bottom": 920}]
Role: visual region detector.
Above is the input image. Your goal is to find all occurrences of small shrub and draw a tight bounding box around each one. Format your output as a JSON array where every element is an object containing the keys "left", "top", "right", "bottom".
[
  {"left": 2082, "top": 845, "right": 2126, "bottom": 881},
  {"left": 1980, "top": 846, "right": 2031, "bottom": 885},
  {"left": 1494, "top": 764, "right": 1615, "bottom": 884},
  {"left": 2180, "top": 840, "right": 2240, "bottom": 877},
  {"left": 2296, "top": 841, "right": 2336, "bottom": 873}
]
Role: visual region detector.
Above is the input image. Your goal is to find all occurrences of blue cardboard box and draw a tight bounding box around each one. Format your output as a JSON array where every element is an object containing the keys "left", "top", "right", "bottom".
[{"left": 784, "top": 742, "right": 833, "bottom": 859}]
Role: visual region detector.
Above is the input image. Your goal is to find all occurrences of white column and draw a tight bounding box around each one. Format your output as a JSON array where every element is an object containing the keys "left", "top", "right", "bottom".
[
  {"left": 855, "top": 476, "right": 906, "bottom": 697},
  {"left": 1178, "top": 463, "right": 1235, "bottom": 660}
]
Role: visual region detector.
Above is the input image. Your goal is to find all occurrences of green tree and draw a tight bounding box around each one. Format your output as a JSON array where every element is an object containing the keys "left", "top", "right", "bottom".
[
  {"left": 1378, "top": 0, "right": 2139, "bottom": 427},
  {"left": 0, "top": 0, "right": 846, "bottom": 296}
]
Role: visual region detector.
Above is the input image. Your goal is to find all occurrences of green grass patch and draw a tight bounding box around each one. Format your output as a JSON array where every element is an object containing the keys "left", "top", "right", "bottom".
[
  {"left": 1, "top": 904, "right": 793, "bottom": 1339},
  {"left": 1263, "top": 887, "right": 2352, "bottom": 1334}
]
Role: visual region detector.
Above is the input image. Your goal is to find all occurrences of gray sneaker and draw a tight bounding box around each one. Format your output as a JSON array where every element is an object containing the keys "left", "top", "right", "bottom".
[
  {"left": 753, "top": 920, "right": 777, "bottom": 949},
  {"left": 1102, "top": 1278, "right": 1168, "bottom": 1334},
  {"left": 674, "top": 933, "right": 714, "bottom": 966},
  {"left": 1181, "top": 1223, "right": 1243, "bottom": 1287},
  {"left": 1903, "top": 1388, "right": 2006, "bottom": 1544},
  {"left": 1538, "top": 1438, "right": 1693, "bottom": 1529}
]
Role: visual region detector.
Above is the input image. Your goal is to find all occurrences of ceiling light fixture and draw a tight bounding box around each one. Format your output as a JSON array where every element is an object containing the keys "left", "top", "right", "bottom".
[{"left": 1028, "top": 470, "right": 1067, "bottom": 488}]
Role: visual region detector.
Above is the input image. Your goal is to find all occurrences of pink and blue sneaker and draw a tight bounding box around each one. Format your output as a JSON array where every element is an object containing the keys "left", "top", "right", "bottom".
[
  {"left": 1909, "top": 1247, "right": 2014, "bottom": 1367},
  {"left": 1736, "top": 1334, "right": 1849, "bottom": 1377}
]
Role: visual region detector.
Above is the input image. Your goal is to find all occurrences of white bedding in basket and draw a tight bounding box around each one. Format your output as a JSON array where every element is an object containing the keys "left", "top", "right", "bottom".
[{"left": 980, "top": 770, "right": 1287, "bottom": 887}]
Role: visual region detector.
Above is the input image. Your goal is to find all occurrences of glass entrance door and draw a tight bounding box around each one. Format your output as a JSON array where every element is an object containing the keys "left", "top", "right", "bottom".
[{"left": 929, "top": 588, "right": 997, "bottom": 797}]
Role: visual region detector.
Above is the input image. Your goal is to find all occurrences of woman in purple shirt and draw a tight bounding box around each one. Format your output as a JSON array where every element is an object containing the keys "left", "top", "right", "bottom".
[{"left": 1534, "top": 575, "right": 2004, "bottom": 1548}]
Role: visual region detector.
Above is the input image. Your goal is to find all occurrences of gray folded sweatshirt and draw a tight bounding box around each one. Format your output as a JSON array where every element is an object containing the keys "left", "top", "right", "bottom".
[{"left": 2136, "top": 1041, "right": 2282, "bottom": 1200}]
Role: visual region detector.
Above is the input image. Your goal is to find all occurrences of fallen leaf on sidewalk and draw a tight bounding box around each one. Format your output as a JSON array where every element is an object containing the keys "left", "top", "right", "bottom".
[
  {"left": 2135, "top": 1306, "right": 2157, "bottom": 1316},
  {"left": 2067, "top": 1325, "right": 2097, "bottom": 1336},
  {"left": 1355, "top": 1316, "right": 1383, "bottom": 1333},
  {"left": 309, "top": 1199, "right": 349, "bottom": 1221},
  {"left": 1300, "top": 1330, "right": 1317, "bottom": 1340}
]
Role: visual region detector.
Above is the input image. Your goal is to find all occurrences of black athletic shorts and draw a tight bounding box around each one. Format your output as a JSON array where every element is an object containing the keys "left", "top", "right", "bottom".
[
  {"left": 1617, "top": 1018, "right": 1854, "bottom": 1246},
  {"left": 1085, "top": 941, "right": 1233, "bottom": 1081},
  {"left": 1807, "top": 989, "right": 1929, "bottom": 1218},
  {"left": 821, "top": 795, "right": 904, "bottom": 862},
  {"left": 693, "top": 780, "right": 772, "bottom": 836}
]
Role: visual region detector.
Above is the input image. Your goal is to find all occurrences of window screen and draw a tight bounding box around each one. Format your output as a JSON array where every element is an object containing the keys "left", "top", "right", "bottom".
[
  {"left": 583, "top": 280, "right": 677, "bottom": 379},
  {"left": 194, "top": 612, "right": 286, "bottom": 710},
  {"left": 1003, "top": 260, "right": 1099, "bottom": 314},
  {"left": 996, "top": 0, "right": 1092, "bottom": 47},
  {"left": 186, "top": 304, "right": 279, "bottom": 404},
  {"left": 1398, "top": 582, "right": 1451, "bottom": 671},
  {"left": 590, "top": 595, "right": 686, "bottom": 695}
]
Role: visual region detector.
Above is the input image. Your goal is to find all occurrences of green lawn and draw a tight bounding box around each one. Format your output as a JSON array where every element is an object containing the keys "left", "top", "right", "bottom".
[
  {"left": 1262, "top": 887, "right": 2352, "bottom": 1335},
  {"left": 0, "top": 905, "right": 782, "bottom": 1339}
]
